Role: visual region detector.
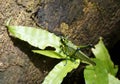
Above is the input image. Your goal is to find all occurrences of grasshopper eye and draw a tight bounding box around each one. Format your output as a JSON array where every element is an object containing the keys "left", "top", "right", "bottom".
[
  {"left": 60, "top": 37, "right": 65, "bottom": 43},
  {"left": 62, "top": 38, "right": 66, "bottom": 41}
]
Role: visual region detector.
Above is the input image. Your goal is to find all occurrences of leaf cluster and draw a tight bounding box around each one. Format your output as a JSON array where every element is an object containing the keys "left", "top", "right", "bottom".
[{"left": 7, "top": 25, "right": 119, "bottom": 84}]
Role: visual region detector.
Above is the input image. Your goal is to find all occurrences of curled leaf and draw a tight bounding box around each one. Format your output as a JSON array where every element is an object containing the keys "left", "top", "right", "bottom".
[
  {"left": 7, "top": 26, "right": 61, "bottom": 53},
  {"left": 42, "top": 59, "right": 80, "bottom": 84}
]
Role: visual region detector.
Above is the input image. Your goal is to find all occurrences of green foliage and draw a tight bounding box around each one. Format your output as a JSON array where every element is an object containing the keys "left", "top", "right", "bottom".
[
  {"left": 108, "top": 74, "right": 120, "bottom": 84},
  {"left": 84, "top": 37, "right": 119, "bottom": 84},
  {"left": 84, "top": 59, "right": 108, "bottom": 84},
  {"left": 7, "top": 24, "right": 119, "bottom": 84},
  {"left": 32, "top": 50, "right": 66, "bottom": 59},
  {"left": 92, "top": 37, "right": 118, "bottom": 75},
  {"left": 7, "top": 25, "right": 94, "bottom": 84},
  {"left": 7, "top": 25, "right": 95, "bottom": 65},
  {"left": 42, "top": 59, "right": 80, "bottom": 84},
  {"left": 7, "top": 26, "right": 62, "bottom": 53}
]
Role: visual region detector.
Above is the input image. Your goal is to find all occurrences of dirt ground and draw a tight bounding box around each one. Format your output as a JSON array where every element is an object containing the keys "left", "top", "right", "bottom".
[
  {"left": 0, "top": 0, "right": 120, "bottom": 84},
  {"left": 0, "top": 0, "right": 48, "bottom": 83}
]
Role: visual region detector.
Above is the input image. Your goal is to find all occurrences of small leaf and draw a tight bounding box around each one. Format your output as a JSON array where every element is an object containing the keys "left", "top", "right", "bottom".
[
  {"left": 84, "top": 37, "right": 118, "bottom": 84},
  {"left": 32, "top": 50, "right": 66, "bottom": 59},
  {"left": 42, "top": 59, "right": 80, "bottom": 84},
  {"left": 84, "top": 59, "right": 108, "bottom": 84},
  {"left": 91, "top": 37, "right": 118, "bottom": 75}
]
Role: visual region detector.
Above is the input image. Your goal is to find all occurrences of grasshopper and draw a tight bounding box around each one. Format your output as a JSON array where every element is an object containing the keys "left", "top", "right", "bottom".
[{"left": 60, "top": 37, "right": 95, "bottom": 65}]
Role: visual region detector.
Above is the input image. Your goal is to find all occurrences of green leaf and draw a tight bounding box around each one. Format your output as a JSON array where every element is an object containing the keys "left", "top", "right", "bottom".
[
  {"left": 91, "top": 37, "right": 118, "bottom": 75},
  {"left": 7, "top": 26, "right": 61, "bottom": 53},
  {"left": 32, "top": 50, "right": 66, "bottom": 59},
  {"left": 84, "top": 59, "right": 108, "bottom": 84},
  {"left": 108, "top": 74, "right": 120, "bottom": 84},
  {"left": 84, "top": 37, "right": 119, "bottom": 84},
  {"left": 42, "top": 59, "right": 80, "bottom": 84}
]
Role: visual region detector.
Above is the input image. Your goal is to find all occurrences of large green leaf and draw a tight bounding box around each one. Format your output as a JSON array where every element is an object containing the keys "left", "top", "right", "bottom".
[
  {"left": 91, "top": 37, "right": 118, "bottom": 75},
  {"left": 7, "top": 26, "right": 61, "bottom": 53},
  {"left": 42, "top": 59, "right": 80, "bottom": 84},
  {"left": 84, "top": 59, "right": 108, "bottom": 84},
  {"left": 84, "top": 37, "right": 118, "bottom": 84}
]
